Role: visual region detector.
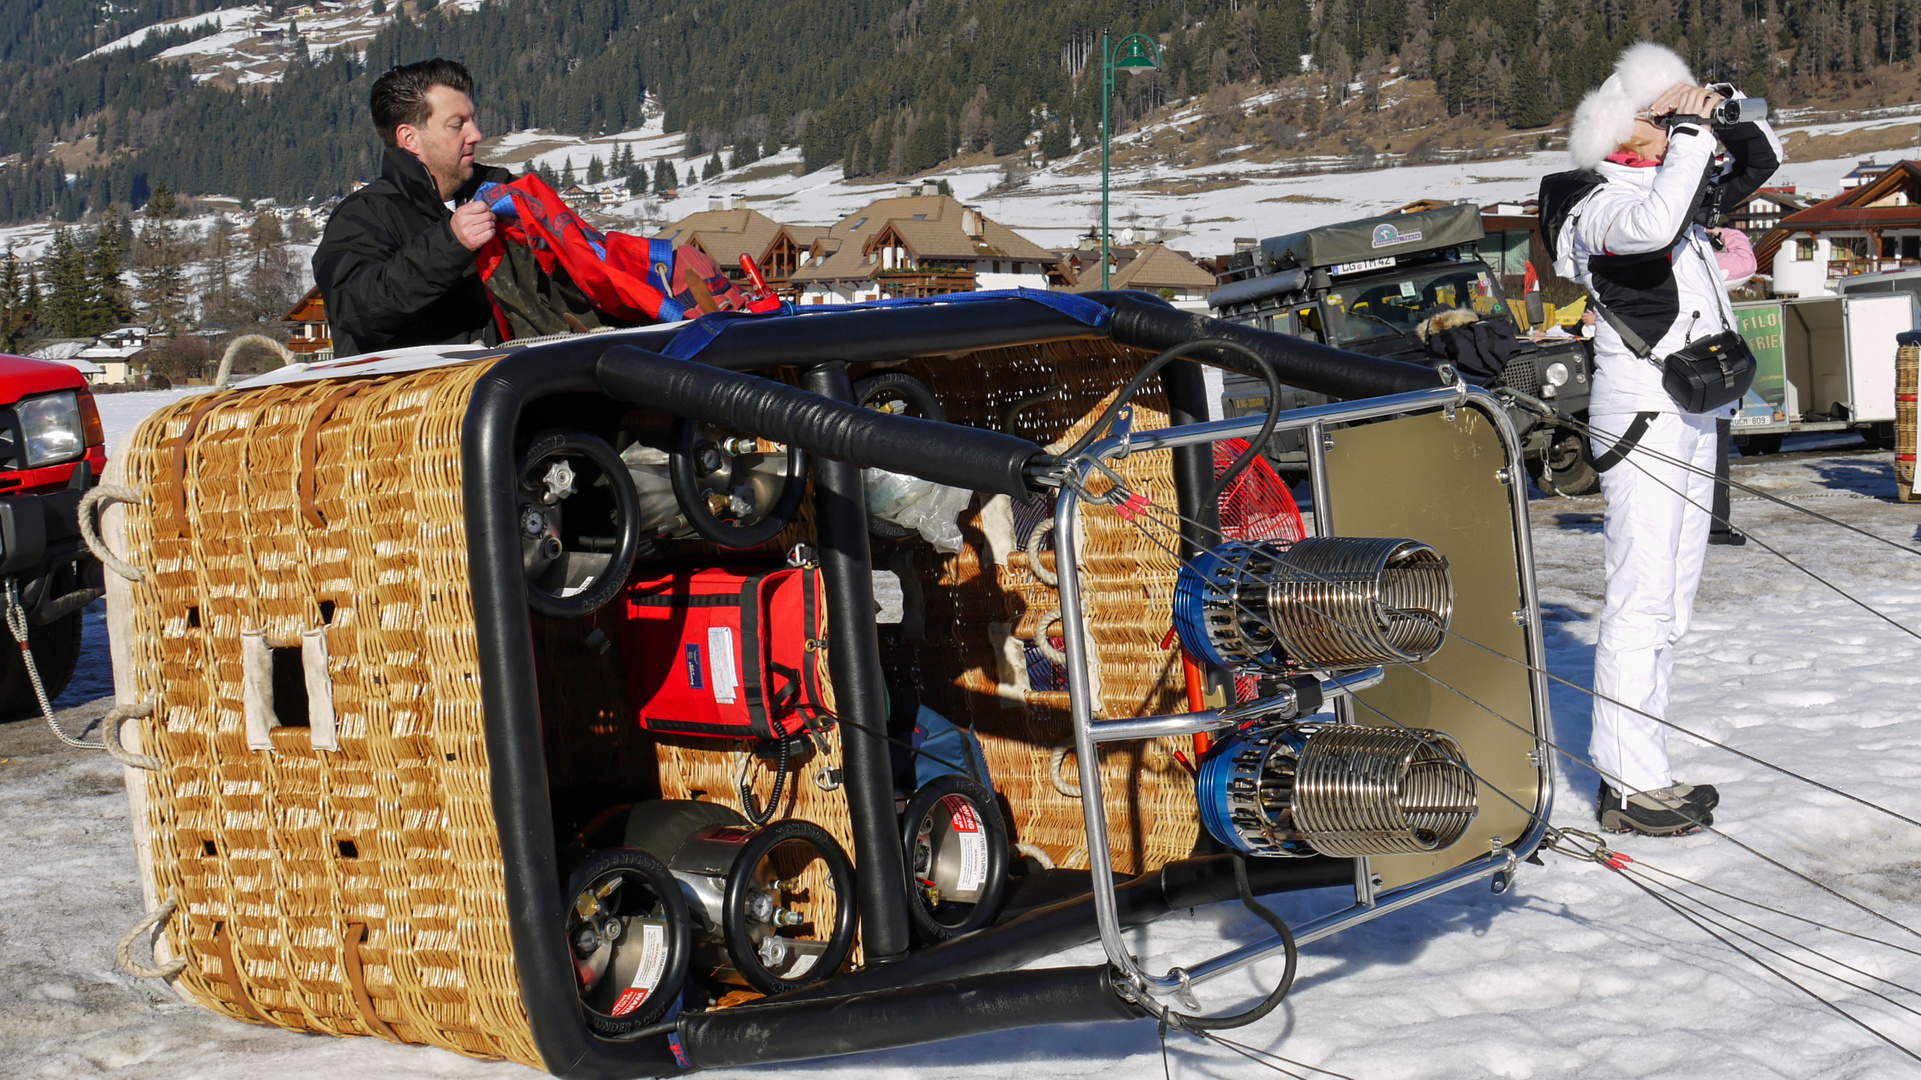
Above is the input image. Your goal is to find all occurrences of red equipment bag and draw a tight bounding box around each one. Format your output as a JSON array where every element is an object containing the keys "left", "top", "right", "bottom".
[
  {"left": 473, "top": 174, "right": 760, "bottom": 333},
  {"left": 622, "top": 565, "right": 833, "bottom": 741}
]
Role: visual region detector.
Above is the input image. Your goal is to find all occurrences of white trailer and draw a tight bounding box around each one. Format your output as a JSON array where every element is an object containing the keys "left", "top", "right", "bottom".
[{"left": 1730, "top": 292, "right": 1919, "bottom": 452}]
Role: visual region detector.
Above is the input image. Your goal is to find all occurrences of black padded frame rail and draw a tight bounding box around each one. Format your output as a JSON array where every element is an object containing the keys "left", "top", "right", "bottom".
[{"left": 460, "top": 293, "right": 1443, "bottom": 1077}]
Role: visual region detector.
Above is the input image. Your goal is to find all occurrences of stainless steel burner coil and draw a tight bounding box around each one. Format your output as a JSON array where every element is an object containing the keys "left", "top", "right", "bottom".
[
  {"left": 1291, "top": 725, "right": 1477, "bottom": 858},
  {"left": 1262, "top": 537, "right": 1452, "bottom": 668}
]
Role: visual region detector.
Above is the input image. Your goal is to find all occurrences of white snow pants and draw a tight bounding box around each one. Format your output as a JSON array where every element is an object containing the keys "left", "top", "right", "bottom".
[{"left": 1588, "top": 410, "right": 1719, "bottom": 794}]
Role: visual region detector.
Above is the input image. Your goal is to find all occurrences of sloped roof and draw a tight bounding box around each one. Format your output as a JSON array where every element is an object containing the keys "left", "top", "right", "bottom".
[
  {"left": 791, "top": 194, "right": 1054, "bottom": 284},
  {"left": 1076, "top": 244, "right": 1216, "bottom": 293},
  {"left": 655, "top": 207, "right": 788, "bottom": 268},
  {"left": 1753, "top": 161, "right": 1921, "bottom": 269},
  {"left": 284, "top": 285, "right": 325, "bottom": 323}
]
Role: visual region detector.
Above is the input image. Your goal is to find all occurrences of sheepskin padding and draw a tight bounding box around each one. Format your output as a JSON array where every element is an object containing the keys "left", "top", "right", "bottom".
[
  {"left": 1612, "top": 41, "right": 1695, "bottom": 107},
  {"left": 1566, "top": 41, "right": 1696, "bottom": 170},
  {"left": 1416, "top": 307, "right": 1480, "bottom": 342}
]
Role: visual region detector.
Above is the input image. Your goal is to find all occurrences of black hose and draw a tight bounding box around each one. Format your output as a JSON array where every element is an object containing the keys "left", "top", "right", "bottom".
[
  {"left": 740, "top": 735, "right": 790, "bottom": 827},
  {"left": 1172, "top": 854, "right": 1299, "bottom": 1031},
  {"left": 1056, "top": 337, "right": 1283, "bottom": 509}
]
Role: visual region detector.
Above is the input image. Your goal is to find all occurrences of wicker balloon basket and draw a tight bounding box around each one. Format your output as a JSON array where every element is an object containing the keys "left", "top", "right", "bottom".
[
  {"left": 1897, "top": 339, "right": 1918, "bottom": 503},
  {"left": 102, "top": 338, "right": 1199, "bottom": 1066}
]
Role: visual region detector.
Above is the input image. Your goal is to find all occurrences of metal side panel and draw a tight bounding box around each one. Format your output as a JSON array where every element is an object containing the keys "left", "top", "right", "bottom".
[
  {"left": 1844, "top": 293, "right": 1912, "bottom": 423},
  {"left": 1322, "top": 404, "right": 1548, "bottom": 890}
]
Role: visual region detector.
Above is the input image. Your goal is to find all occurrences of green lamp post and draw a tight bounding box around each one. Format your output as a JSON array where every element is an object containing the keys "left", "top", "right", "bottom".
[{"left": 1102, "top": 29, "right": 1161, "bottom": 289}]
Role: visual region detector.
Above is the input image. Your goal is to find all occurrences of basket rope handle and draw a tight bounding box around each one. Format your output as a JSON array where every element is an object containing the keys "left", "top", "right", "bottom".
[
  {"left": 1024, "top": 519, "right": 1058, "bottom": 587},
  {"left": 117, "top": 892, "right": 187, "bottom": 979},
  {"left": 78, "top": 485, "right": 146, "bottom": 582},
  {"left": 1049, "top": 741, "right": 1082, "bottom": 799},
  {"left": 104, "top": 702, "right": 160, "bottom": 771}
]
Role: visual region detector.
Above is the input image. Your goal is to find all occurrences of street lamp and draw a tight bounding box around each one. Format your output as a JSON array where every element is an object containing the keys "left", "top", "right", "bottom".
[{"left": 1102, "top": 29, "right": 1160, "bottom": 290}]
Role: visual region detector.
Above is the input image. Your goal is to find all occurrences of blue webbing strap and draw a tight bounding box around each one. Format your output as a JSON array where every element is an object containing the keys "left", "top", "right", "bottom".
[
  {"left": 659, "top": 288, "right": 1114, "bottom": 361},
  {"left": 646, "top": 238, "right": 686, "bottom": 324}
]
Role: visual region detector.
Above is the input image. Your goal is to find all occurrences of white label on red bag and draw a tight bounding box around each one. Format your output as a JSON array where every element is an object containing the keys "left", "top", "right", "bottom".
[
  {"left": 707, "top": 627, "right": 738, "bottom": 704},
  {"left": 608, "top": 921, "right": 666, "bottom": 1017},
  {"left": 941, "top": 794, "right": 988, "bottom": 896}
]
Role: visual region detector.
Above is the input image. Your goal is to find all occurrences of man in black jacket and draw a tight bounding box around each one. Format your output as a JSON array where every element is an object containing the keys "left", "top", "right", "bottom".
[{"left": 313, "top": 58, "right": 513, "bottom": 357}]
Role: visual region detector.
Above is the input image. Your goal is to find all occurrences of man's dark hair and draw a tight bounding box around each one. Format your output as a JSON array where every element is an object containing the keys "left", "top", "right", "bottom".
[{"left": 370, "top": 59, "right": 474, "bottom": 147}]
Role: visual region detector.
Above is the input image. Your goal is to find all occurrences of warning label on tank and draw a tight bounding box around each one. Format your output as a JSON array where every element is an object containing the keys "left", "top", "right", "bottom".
[
  {"left": 941, "top": 794, "right": 988, "bottom": 895},
  {"left": 609, "top": 921, "right": 667, "bottom": 1017}
]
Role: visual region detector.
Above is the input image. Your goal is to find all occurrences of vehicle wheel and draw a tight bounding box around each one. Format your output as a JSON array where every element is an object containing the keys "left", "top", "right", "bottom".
[
  {"left": 1868, "top": 422, "right": 1898, "bottom": 451},
  {"left": 1737, "top": 433, "right": 1784, "bottom": 456},
  {"left": 1527, "top": 428, "right": 1600, "bottom": 497},
  {"left": 0, "top": 608, "right": 83, "bottom": 721}
]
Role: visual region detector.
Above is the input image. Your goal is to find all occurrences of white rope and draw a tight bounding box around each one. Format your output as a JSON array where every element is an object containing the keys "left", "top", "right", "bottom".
[
  {"left": 104, "top": 702, "right": 160, "bottom": 771},
  {"left": 117, "top": 892, "right": 187, "bottom": 979},
  {"left": 78, "top": 485, "right": 145, "bottom": 582},
  {"left": 1024, "top": 519, "right": 1059, "bottom": 587},
  {"left": 1033, "top": 609, "right": 1067, "bottom": 666},
  {"left": 213, "top": 334, "right": 295, "bottom": 392},
  {"left": 1015, "top": 842, "right": 1057, "bottom": 869},
  {"left": 1049, "top": 741, "right": 1082, "bottom": 798},
  {"left": 5, "top": 580, "right": 100, "bottom": 749}
]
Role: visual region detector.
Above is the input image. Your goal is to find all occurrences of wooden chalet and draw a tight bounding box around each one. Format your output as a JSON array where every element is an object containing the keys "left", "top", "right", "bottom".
[
  {"left": 1757, "top": 161, "right": 1921, "bottom": 296},
  {"left": 788, "top": 186, "right": 1060, "bottom": 304},
  {"left": 1072, "top": 244, "right": 1215, "bottom": 309},
  {"left": 283, "top": 286, "right": 331, "bottom": 356},
  {"left": 655, "top": 202, "right": 797, "bottom": 292}
]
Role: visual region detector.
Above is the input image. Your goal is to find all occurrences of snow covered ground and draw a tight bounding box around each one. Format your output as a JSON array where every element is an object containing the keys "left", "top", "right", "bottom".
[{"left": 3, "top": 399, "right": 1920, "bottom": 1078}]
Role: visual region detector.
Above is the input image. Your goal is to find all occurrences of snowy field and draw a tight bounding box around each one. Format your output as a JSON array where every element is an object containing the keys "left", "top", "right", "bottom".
[{"left": 3, "top": 394, "right": 1920, "bottom": 1078}]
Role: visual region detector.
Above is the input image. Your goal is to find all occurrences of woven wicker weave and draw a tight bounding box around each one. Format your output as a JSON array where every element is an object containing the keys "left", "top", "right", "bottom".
[
  {"left": 114, "top": 335, "right": 1211, "bottom": 1059},
  {"left": 1898, "top": 343, "right": 1917, "bottom": 503},
  {"left": 113, "top": 360, "right": 543, "bottom": 1067}
]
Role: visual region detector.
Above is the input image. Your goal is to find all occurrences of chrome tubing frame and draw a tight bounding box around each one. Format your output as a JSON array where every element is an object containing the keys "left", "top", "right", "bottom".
[{"left": 1051, "top": 382, "right": 1556, "bottom": 1003}]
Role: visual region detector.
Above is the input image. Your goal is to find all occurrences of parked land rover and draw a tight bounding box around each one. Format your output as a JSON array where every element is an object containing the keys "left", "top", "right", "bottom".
[
  {"left": 1209, "top": 202, "right": 1599, "bottom": 494},
  {"left": 0, "top": 354, "right": 107, "bottom": 717}
]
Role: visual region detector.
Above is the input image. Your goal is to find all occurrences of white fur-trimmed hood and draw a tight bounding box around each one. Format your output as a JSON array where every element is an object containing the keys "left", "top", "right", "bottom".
[{"left": 1567, "top": 42, "right": 1695, "bottom": 170}]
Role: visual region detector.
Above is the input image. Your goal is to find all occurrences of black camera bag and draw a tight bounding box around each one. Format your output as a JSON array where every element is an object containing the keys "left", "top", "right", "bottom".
[{"left": 1653, "top": 329, "right": 1757, "bottom": 413}]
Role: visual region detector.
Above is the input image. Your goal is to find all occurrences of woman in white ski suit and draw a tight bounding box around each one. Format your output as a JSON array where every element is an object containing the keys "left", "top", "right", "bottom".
[{"left": 1546, "top": 43, "right": 1780, "bottom": 833}]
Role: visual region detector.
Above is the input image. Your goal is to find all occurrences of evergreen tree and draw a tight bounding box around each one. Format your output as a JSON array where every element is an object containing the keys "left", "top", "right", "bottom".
[
  {"left": 42, "top": 229, "right": 91, "bottom": 339},
  {"left": 134, "top": 183, "right": 191, "bottom": 333},
  {"left": 561, "top": 157, "right": 576, "bottom": 186},
  {"left": 587, "top": 155, "right": 605, "bottom": 185},
  {"left": 703, "top": 151, "right": 723, "bottom": 180},
  {"left": 1039, "top": 122, "right": 1070, "bottom": 161},
  {"left": 89, "top": 206, "right": 134, "bottom": 331},
  {"left": 1508, "top": 48, "right": 1553, "bottom": 128},
  {"left": 0, "top": 253, "right": 34, "bottom": 353},
  {"left": 653, "top": 158, "right": 678, "bottom": 192}
]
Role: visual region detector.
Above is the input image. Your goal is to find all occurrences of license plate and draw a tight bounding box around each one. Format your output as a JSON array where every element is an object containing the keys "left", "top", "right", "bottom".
[{"left": 1730, "top": 414, "right": 1775, "bottom": 429}]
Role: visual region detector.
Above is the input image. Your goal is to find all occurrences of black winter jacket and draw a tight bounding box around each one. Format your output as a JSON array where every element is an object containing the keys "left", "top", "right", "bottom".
[{"left": 312, "top": 146, "right": 513, "bottom": 357}]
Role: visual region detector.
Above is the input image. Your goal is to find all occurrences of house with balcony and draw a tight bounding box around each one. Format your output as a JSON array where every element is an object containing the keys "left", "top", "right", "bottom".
[
  {"left": 71, "top": 326, "right": 152, "bottom": 385},
  {"left": 1728, "top": 187, "right": 1809, "bottom": 235},
  {"left": 283, "top": 287, "right": 332, "bottom": 359},
  {"left": 1755, "top": 161, "right": 1921, "bottom": 296},
  {"left": 1071, "top": 244, "right": 1214, "bottom": 309},
  {"left": 655, "top": 196, "right": 810, "bottom": 294},
  {"left": 787, "top": 185, "right": 1060, "bottom": 305}
]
